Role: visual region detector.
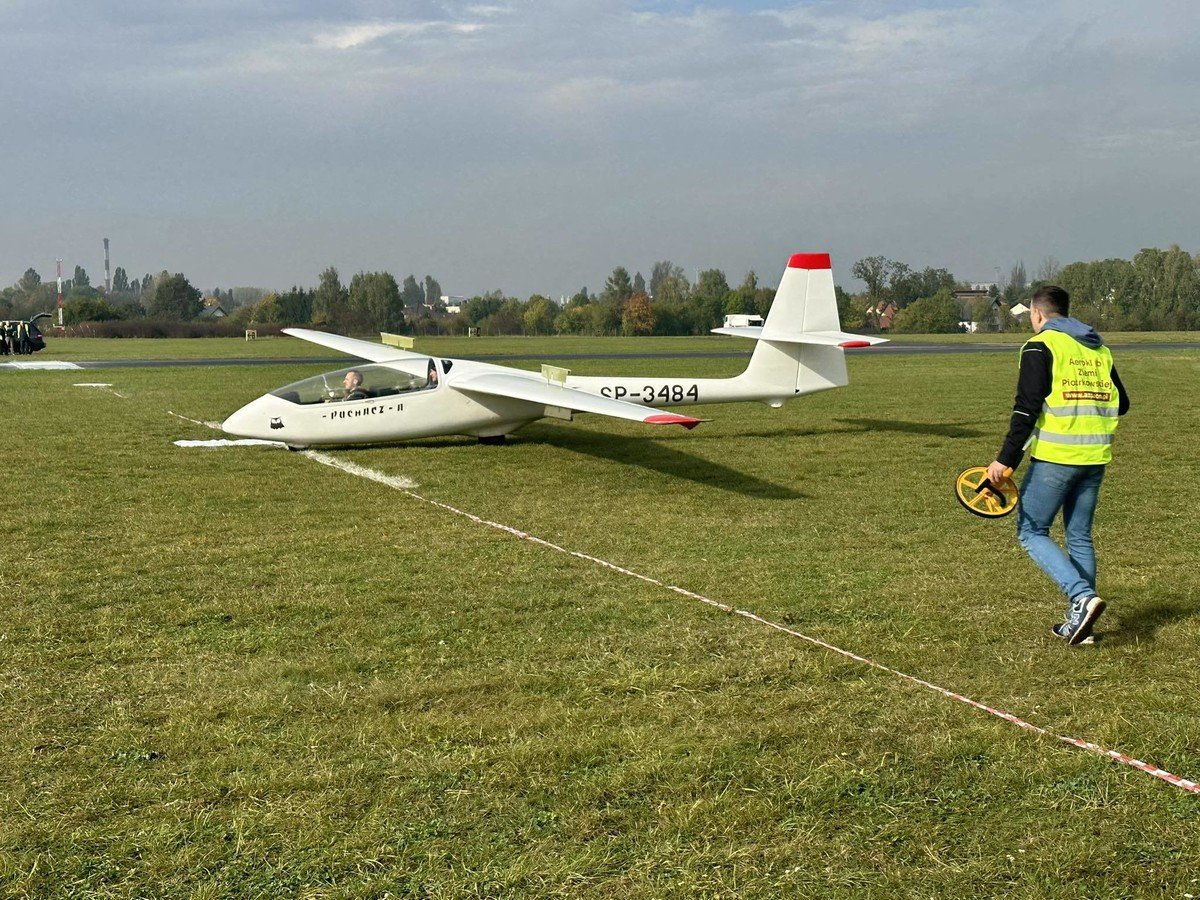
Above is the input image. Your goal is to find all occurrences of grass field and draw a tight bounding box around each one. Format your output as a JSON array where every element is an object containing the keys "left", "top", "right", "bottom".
[{"left": 2, "top": 340, "right": 1199, "bottom": 897}]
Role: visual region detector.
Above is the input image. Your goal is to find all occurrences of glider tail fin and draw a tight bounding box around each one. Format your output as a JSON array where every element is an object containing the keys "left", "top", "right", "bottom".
[{"left": 714, "top": 253, "right": 885, "bottom": 397}]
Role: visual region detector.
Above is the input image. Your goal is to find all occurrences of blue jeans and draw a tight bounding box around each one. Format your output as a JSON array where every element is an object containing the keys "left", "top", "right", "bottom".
[{"left": 1016, "top": 459, "right": 1106, "bottom": 602}]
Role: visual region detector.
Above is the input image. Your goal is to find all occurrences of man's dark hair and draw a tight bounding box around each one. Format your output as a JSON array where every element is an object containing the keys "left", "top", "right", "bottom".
[{"left": 1030, "top": 285, "right": 1070, "bottom": 317}]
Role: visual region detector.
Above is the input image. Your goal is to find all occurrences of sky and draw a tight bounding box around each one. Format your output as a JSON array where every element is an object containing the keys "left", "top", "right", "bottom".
[{"left": 2, "top": 0, "right": 1198, "bottom": 297}]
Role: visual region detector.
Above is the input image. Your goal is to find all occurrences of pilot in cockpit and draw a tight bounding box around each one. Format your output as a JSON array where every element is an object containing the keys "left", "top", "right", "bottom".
[
  {"left": 338, "top": 369, "right": 370, "bottom": 401},
  {"left": 426, "top": 359, "right": 439, "bottom": 389}
]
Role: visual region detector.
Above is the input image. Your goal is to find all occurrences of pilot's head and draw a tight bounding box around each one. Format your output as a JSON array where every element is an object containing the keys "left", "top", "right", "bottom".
[{"left": 344, "top": 370, "right": 363, "bottom": 390}]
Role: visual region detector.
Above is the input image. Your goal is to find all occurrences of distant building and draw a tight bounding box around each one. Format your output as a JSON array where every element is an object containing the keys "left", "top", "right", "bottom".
[
  {"left": 723, "top": 314, "right": 764, "bottom": 328},
  {"left": 197, "top": 304, "right": 227, "bottom": 319},
  {"left": 870, "top": 300, "right": 898, "bottom": 331}
]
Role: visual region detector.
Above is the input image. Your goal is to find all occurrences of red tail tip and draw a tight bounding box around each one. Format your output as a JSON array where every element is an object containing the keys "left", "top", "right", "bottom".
[
  {"left": 839, "top": 340, "right": 871, "bottom": 348},
  {"left": 645, "top": 413, "right": 703, "bottom": 430},
  {"left": 788, "top": 253, "right": 832, "bottom": 270}
]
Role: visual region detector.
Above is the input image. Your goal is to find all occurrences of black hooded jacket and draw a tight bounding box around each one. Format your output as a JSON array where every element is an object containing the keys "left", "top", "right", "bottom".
[{"left": 997, "top": 318, "right": 1130, "bottom": 469}]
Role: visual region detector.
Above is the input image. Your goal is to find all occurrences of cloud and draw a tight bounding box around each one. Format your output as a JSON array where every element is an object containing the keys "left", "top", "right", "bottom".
[{"left": 2, "top": 1, "right": 1198, "bottom": 293}]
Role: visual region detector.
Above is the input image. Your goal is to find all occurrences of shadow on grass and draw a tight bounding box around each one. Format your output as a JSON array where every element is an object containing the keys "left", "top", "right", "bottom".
[
  {"left": 833, "top": 418, "right": 985, "bottom": 438},
  {"left": 329, "top": 429, "right": 805, "bottom": 499},
  {"left": 523, "top": 426, "right": 808, "bottom": 500},
  {"left": 1101, "top": 601, "right": 1196, "bottom": 647},
  {"left": 685, "top": 418, "right": 985, "bottom": 443}
]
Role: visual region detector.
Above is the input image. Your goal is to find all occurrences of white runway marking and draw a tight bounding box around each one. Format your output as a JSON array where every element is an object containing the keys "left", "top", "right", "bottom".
[
  {"left": 3, "top": 360, "right": 82, "bottom": 369},
  {"left": 168, "top": 410, "right": 224, "bottom": 430},
  {"left": 304, "top": 450, "right": 418, "bottom": 489},
  {"left": 175, "top": 439, "right": 287, "bottom": 448},
  {"left": 73, "top": 382, "right": 114, "bottom": 387}
]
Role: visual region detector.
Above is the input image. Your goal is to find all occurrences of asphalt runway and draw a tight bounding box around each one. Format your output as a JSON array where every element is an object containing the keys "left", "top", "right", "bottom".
[{"left": 3, "top": 341, "right": 1197, "bottom": 370}]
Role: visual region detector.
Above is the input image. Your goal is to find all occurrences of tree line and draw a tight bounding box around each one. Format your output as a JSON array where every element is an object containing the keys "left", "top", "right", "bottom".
[{"left": 5, "top": 245, "right": 1198, "bottom": 336}]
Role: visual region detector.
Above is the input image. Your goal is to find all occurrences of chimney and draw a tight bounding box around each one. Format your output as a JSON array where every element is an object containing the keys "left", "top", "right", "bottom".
[{"left": 103, "top": 237, "right": 111, "bottom": 292}]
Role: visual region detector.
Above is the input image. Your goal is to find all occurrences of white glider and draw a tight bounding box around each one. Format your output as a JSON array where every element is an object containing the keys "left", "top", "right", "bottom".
[{"left": 222, "top": 253, "right": 886, "bottom": 448}]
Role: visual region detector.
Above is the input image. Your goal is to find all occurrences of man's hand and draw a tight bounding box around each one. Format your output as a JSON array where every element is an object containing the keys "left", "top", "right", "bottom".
[{"left": 986, "top": 460, "right": 1012, "bottom": 484}]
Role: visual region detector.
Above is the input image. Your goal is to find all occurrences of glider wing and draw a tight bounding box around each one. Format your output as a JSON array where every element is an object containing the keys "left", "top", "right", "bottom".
[
  {"left": 453, "top": 372, "right": 705, "bottom": 429},
  {"left": 282, "top": 328, "right": 428, "bottom": 363}
]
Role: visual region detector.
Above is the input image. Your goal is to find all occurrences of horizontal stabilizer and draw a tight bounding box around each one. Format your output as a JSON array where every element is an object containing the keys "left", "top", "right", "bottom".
[
  {"left": 711, "top": 326, "right": 887, "bottom": 348},
  {"left": 455, "top": 372, "right": 706, "bottom": 429}
]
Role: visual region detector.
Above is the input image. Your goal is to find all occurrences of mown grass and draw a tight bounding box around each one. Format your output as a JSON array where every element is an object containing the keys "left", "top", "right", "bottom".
[{"left": 2, "top": 344, "right": 1198, "bottom": 898}]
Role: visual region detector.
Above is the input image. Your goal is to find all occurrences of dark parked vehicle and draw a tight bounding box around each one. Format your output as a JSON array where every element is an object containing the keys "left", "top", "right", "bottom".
[{"left": 0, "top": 313, "right": 52, "bottom": 355}]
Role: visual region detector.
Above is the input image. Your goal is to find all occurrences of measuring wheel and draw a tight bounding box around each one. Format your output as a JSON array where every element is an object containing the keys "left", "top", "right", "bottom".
[{"left": 955, "top": 466, "right": 1018, "bottom": 518}]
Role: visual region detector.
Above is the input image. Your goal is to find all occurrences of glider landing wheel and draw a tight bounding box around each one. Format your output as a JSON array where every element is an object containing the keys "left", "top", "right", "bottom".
[
  {"left": 955, "top": 466, "right": 1018, "bottom": 518},
  {"left": 477, "top": 435, "right": 506, "bottom": 446}
]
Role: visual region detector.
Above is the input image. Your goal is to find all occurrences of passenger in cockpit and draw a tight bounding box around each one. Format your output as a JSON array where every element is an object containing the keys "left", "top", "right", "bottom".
[{"left": 426, "top": 360, "right": 439, "bottom": 389}]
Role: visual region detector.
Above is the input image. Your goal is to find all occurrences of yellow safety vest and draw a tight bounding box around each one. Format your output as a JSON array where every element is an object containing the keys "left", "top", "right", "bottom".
[{"left": 1025, "top": 329, "right": 1119, "bottom": 465}]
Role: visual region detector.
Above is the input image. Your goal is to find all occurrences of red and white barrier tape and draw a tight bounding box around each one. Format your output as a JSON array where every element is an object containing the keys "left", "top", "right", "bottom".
[{"left": 301, "top": 451, "right": 1199, "bottom": 796}]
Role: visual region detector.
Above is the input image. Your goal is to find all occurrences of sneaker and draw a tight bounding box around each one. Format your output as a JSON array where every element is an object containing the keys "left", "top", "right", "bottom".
[
  {"left": 1051, "top": 622, "right": 1096, "bottom": 645},
  {"left": 1062, "top": 594, "right": 1106, "bottom": 646}
]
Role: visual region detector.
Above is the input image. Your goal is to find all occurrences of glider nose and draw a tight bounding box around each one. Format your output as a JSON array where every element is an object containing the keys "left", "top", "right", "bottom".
[{"left": 222, "top": 395, "right": 276, "bottom": 440}]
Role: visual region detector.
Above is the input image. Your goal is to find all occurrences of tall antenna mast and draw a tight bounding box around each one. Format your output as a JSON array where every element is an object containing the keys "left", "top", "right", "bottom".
[{"left": 103, "top": 237, "right": 111, "bottom": 293}]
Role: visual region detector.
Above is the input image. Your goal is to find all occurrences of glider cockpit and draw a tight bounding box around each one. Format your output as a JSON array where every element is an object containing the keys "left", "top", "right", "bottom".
[{"left": 270, "top": 360, "right": 444, "bottom": 405}]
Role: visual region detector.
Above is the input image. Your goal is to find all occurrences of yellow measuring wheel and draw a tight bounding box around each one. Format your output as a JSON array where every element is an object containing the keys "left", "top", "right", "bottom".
[{"left": 955, "top": 466, "right": 1018, "bottom": 518}]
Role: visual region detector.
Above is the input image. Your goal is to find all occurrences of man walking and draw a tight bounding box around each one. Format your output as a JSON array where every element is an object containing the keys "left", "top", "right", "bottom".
[{"left": 987, "top": 286, "right": 1129, "bottom": 645}]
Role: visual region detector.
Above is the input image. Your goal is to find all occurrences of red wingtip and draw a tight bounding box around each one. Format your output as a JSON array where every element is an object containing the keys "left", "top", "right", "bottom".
[
  {"left": 839, "top": 340, "right": 871, "bottom": 348},
  {"left": 788, "top": 252, "right": 832, "bottom": 270},
  {"left": 645, "top": 413, "right": 704, "bottom": 430}
]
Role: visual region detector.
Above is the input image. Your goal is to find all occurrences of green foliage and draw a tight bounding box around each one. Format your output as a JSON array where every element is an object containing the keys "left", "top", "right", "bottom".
[
  {"left": 348, "top": 271, "right": 404, "bottom": 332},
  {"left": 148, "top": 273, "right": 203, "bottom": 320},
  {"left": 479, "top": 298, "right": 524, "bottom": 335},
  {"left": 650, "top": 261, "right": 689, "bottom": 305},
  {"left": 111, "top": 267, "right": 129, "bottom": 292},
  {"left": 251, "top": 292, "right": 283, "bottom": 324},
  {"left": 313, "top": 267, "right": 347, "bottom": 327},
  {"left": 836, "top": 285, "right": 867, "bottom": 330},
  {"left": 723, "top": 271, "right": 759, "bottom": 316},
  {"left": 890, "top": 288, "right": 962, "bottom": 333},
  {"left": 621, "top": 292, "right": 657, "bottom": 336},
  {"left": 401, "top": 274, "right": 424, "bottom": 311},
  {"left": 463, "top": 293, "right": 505, "bottom": 324},
  {"left": 586, "top": 299, "right": 621, "bottom": 335},
  {"left": 424, "top": 275, "right": 442, "bottom": 309},
  {"left": 73, "top": 265, "right": 90, "bottom": 288},
  {"left": 63, "top": 293, "right": 120, "bottom": 325},
  {"left": 522, "top": 295, "right": 558, "bottom": 335},
  {"left": 851, "top": 255, "right": 890, "bottom": 298},
  {"left": 603, "top": 266, "right": 633, "bottom": 303},
  {"left": 1053, "top": 246, "right": 1198, "bottom": 330},
  {"left": 18, "top": 267, "right": 41, "bottom": 294},
  {"left": 691, "top": 269, "right": 731, "bottom": 332},
  {"left": 275, "top": 286, "right": 314, "bottom": 325},
  {"left": 553, "top": 305, "right": 589, "bottom": 334}
]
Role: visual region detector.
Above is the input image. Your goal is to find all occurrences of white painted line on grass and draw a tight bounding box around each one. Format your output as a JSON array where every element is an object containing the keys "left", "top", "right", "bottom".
[
  {"left": 310, "top": 451, "right": 1200, "bottom": 797},
  {"left": 73, "top": 382, "right": 114, "bottom": 387},
  {"left": 304, "top": 450, "right": 418, "bottom": 490},
  {"left": 168, "top": 410, "right": 224, "bottom": 430}
]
